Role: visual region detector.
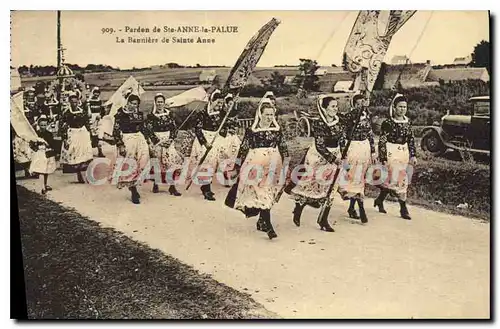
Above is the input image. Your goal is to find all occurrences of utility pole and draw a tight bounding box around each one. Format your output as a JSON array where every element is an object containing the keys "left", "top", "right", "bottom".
[{"left": 57, "top": 10, "right": 62, "bottom": 103}]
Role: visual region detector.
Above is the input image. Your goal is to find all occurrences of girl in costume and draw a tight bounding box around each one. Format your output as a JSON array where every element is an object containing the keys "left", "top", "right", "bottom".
[
  {"left": 29, "top": 115, "right": 57, "bottom": 194},
  {"left": 146, "top": 93, "right": 183, "bottom": 195},
  {"left": 220, "top": 93, "right": 242, "bottom": 186},
  {"left": 112, "top": 91, "right": 164, "bottom": 204},
  {"left": 337, "top": 92, "right": 376, "bottom": 224},
  {"left": 375, "top": 94, "right": 417, "bottom": 220},
  {"left": 86, "top": 87, "right": 105, "bottom": 155},
  {"left": 286, "top": 94, "right": 347, "bottom": 232},
  {"left": 225, "top": 96, "right": 289, "bottom": 240},
  {"left": 59, "top": 92, "right": 94, "bottom": 183},
  {"left": 189, "top": 89, "right": 230, "bottom": 201}
]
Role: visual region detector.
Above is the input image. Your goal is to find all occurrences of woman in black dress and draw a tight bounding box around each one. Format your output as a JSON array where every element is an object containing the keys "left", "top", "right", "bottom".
[
  {"left": 112, "top": 92, "right": 165, "bottom": 204},
  {"left": 375, "top": 93, "right": 417, "bottom": 220},
  {"left": 59, "top": 92, "right": 94, "bottom": 183},
  {"left": 337, "top": 93, "right": 376, "bottom": 224},
  {"left": 287, "top": 94, "right": 346, "bottom": 232},
  {"left": 225, "top": 96, "right": 289, "bottom": 240},
  {"left": 146, "top": 93, "right": 183, "bottom": 195}
]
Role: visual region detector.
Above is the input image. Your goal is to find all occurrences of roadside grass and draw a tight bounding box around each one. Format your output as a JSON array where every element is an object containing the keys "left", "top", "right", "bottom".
[{"left": 16, "top": 186, "right": 278, "bottom": 319}]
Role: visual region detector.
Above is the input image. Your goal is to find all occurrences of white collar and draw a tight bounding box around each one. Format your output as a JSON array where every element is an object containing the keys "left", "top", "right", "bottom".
[
  {"left": 69, "top": 106, "right": 83, "bottom": 114},
  {"left": 391, "top": 116, "right": 409, "bottom": 124},
  {"left": 122, "top": 106, "right": 137, "bottom": 114}
]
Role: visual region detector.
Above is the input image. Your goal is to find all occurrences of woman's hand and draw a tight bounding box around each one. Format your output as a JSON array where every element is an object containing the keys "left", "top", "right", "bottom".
[
  {"left": 118, "top": 145, "right": 127, "bottom": 157},
  {"left": 160, "top": 140, "right": 172, "bottom": 148}
]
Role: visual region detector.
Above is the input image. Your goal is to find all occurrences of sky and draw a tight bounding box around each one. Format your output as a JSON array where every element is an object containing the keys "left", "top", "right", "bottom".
[{"left": 10, "top": 10, "right": 490, "bottom": 69}]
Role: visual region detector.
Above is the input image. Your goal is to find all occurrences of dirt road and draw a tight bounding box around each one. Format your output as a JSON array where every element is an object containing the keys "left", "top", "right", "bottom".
[{"left": 16, "top": 170, "right": 490, "bottom": 319}]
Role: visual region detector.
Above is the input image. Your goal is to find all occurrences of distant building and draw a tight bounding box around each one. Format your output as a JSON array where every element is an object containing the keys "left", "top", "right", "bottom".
[
  {"left": 333, "top": 80, "right": 353, "bottom": 92},
  {"left": 427, "top": 67, "right": 489, "bottom": 83},
  {"left": 452, "top": 55, "right": 472, "bottom": 66},
  {"left": 314, "top": 66, "right": 341, "bottom": 76},
  {"left": 284, "top": 76, "right": 295, "bottom": 85},
  {"left": 391, "top": 55, "right": 411, "bottom": 65},
  {"left": 314, "top": 68, "right": 328, "bottom": 76},
  {"left": 199, "top": 69, "right": 217, "bottom": 83},
  {"left": 317, "top": 70, "right": 356, "bottom": 93},
  {"left": 381, "top": 61, "right": 433, "bottom": 90}
]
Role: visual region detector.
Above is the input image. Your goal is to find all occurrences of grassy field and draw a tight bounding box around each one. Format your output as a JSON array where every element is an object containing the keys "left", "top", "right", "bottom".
[
  {"left": 16, "top": 185, "right": 277, "bottom": 319},
  {"left": 21, "top": 66, "right": 301, "bottom": 90}
]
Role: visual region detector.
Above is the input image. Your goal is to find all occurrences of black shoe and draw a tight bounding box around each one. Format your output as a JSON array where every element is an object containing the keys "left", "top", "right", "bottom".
[
  {"left": 348, "top": 208, "right": 359, "bottom": 219},
  {"left": 320, "top": 223, "right": 335, "bottom": 232},
  {"left": 131, "top": 194, "right": 140, "bottom": 204},
  {"left": 203, "top": 192, "right": 216, "bottom": 201},
  {"left": 169, "top": 185, "right": 182, "bottom": 196},
  {"left": 45, "top": 185, "right": 53, "bottom": 191},
  {"left": 41, "top": 189, "right": 47, "bottom": 195},
  {"left": 292, "top": 204, "right": 304, "bottom": 227},
  {"left": 318, "top": 206, "right": 335, "bottom": 232},
  {"left": 152, "top": 184, "right": 159, "bottom": 193},
  {"left": 267, "top": 229, "right": 278, "bottom": 240},
  {"left": 129, "top": 186, "right": 141, "bottom": 204},
  {"left": 374, "top": 198, "right": 387, "bottom": 213},
  {"left": 399, "top": 200, "right": 412, "bottom": 220},
  {"left": 256, "top": 217, "right": 268, "bottom": 232},
  {"left": 359, "top": 206, "right": 368, "bottom": 224}
]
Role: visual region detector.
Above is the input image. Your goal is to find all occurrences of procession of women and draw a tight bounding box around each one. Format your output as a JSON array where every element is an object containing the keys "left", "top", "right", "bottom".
[
  {"left": 12, "top": 79, "right": 417, "bottom": 241},
  {"left": 11, "top": 11, "right": 420, "bottom": 241}
]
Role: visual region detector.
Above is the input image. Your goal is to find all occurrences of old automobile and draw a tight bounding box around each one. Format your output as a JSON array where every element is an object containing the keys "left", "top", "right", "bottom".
[{"left": 421, "top": 95, "right": 490, "bottom": 157}]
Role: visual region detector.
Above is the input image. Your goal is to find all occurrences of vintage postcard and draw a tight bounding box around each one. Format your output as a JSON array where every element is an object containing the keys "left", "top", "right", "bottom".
[{"left": 10, "top": 10, "right": 490, "bottom": 319}]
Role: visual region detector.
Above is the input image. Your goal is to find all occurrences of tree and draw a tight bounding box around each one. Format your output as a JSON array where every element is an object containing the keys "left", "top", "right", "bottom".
[
  {"left": 267, "top": 71, "right": 285, "bottom": 89},
  {"left": 75, "top": 73, "right": 85, "bottom": 82},
  {"left": 294, "top": 58, "right": 320, "bottom": 94},
  {"left": 471, "top": 40, "right": 490, "bottom": 74}
]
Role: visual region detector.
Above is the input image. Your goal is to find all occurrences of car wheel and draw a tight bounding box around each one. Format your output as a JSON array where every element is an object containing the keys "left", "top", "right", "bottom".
[
  {"left": 296, "top": 117, "right": 311, "bottom": 138},
  {"left": 421, "top": 130, "right": 445, "bottom": 156}
]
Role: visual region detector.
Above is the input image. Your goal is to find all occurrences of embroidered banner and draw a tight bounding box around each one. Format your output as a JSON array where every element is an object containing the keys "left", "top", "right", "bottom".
[
  {"left": 224, "top": 17, "right": 281, "bottom": 92},
  {"left": 11, "top": 91, "right": 38, "bottom": 142},
  {"left": 343, "top": 10, "right": 416, "bottom": 93}
]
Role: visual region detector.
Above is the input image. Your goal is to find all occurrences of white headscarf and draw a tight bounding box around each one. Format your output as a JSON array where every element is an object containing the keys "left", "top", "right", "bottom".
[
  {"left": 317, "top": 94, "right": 339, "bottom": 127},
  {"left": 260, "top": 91, "right": 276, "bottom": 106},
  {"left": 122, "top": 89, "right": 140, "bottom": 114},
  {"left": 90, "top": 86, "right": 101, "bottom": 100},
  {"left": 224, "top": 93, "right": 234, "bottom": 103},
  {"left": 67, "top": 91, "right": 83, "bottom": 114},
  {"left": 390, "top": 93, "right": 409, "bottom": 123},
  {"left": 152, "top": 92, "right": 170, "bottom": 116},
  {"left": 251, "top": 97, "right": 280, "bottom": 132},
  {"left": 206, "top": 89, "right": 222, "bottom": 116}
]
